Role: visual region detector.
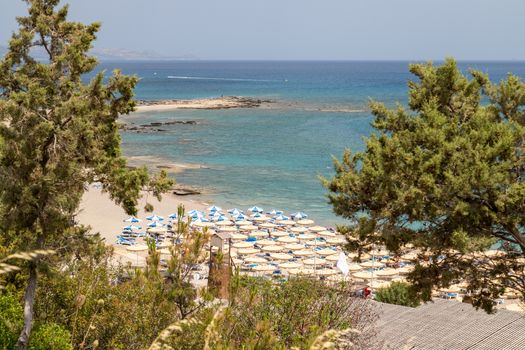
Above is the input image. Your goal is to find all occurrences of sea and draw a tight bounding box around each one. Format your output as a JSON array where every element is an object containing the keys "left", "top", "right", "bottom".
[{"left": 92, "top": 61, "right": 525, "bottom": 226}]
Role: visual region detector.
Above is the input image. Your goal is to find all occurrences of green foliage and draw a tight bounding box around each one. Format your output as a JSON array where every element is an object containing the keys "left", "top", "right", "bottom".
[
  {"left": 323, "top": 58, "right": 525, "bottom": 313},
  {"left": 375, "top": 282, "right": 420, "bottom": 307},
  {"left": 28, "top": 323, "right": 73, "bottom": 350},
  {"left": 0, "top": 292, "right": 23, "bottom": 349}
]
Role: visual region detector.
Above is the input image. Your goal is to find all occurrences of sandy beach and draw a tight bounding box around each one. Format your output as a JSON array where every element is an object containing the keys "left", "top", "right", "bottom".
[
  {"left": 134, "top": 96, "right": 266, "bottom": 112},
  {"left": 77, "top": 185, "right": 209, "bottom": 265}
]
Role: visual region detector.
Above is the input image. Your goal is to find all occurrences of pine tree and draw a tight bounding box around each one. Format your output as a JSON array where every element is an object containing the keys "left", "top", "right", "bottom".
[{"left": 0, "top": 1, "right": 171, "bottom": 347}]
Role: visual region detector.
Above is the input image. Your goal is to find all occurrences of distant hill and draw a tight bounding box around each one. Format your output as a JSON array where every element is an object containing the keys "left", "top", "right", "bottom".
[{"left": 0, "top": 45, "right": 198, "bottom": 61}]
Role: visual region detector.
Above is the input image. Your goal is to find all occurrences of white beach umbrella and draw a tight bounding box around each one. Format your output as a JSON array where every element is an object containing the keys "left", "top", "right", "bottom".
[
  {"left": 277, "top": 236, "right": 298, "bottom": 243},
  {"left": 123, "top": 225, "right": 141, "bottom": 231},
  {"left": 397, "top": 266, "right": 414, "bottom": 274},
  {"left": 400, "top": 252, "right": 418, "bottom": 261},
  {"left": 303, "top": 240, "right": 326, "bottom": 247},
  {"left": 248, "top": 206, "right": 264, "bottom": 213},
  {"left": 218, "top": 226, "right": 237, "bottom": 232},
  {"left": 239, "top": 225, "right": 258, "bottom": 231},
  {"left": 287, "top": 268, "right": 315, "bottom": 276},
  {"left": 326, "top": 237, "right": 346, "bottom": 245},
  {"left": 268, "top": 209, "right": 284, "bottom": 215},
  {"left": 193, "top": 221, "right": 215, "bottom": 228},
  {"left": 255, "top": 239, "right": 276, "bottom": 246},
  {"left": 290, "top": 226, "right": 308, "bottom": 233},
  {"left": 347, "top": 264, "right": 364, "bottom": 271},
  {"left": 273, "top": 214, "right": 289, "bottom": 221},
  {"left": 228, "top": 208, "right": 243, "bottom": 214},
  {"left": 293, "top": 249, "right": 316, "bottom": 257},
  {"left": 352, "top": 271, "right": 375, "bottom": 280},
  {"left": 252, "top": 264, "right": 276, "bottom": 272},
  {"left": 368, "top": 280, "right": 391, "bottom": 289},
  {"left": 208, "top": 205, "right": 222, "bottom": 212},
  {"left": 261, "top": 245, "right": 283, "bottom": 252},
  {"left": 147, "top": 221, "right": 165, "bottom": 228},
  {"left": 284, "top": 243, "right": 305, "bottom": 250},
  {"left": 126, "top": 244, "right": 148, "bottom": 252},
  {"left": 248, "top": 231, "right": 269, "bottom": 238},
  {"left": 232, "top": 241, "right": 254, "bottom": 249},
  {"left": 124, "top": 216, "right": 142, "bottom": 223},
  {"left": 146, "top": 214, "right": 164, "bottom": 221},
  {"left": 158, "top": 248, "right": 172, "bottom": 255},
  {"left": 297, "top": 233, "right": 317, "bottom": 240},
  {"left": 316, "top": 268, "right": 338, "bottom": 276},
  {"left": 232, "top": 213, "right": 247, "bottom": 220},
  {"left": 315, "top": 248, "right": 338, "bottom": 256},
  {"left": 375, "top": 268, "right": 399, "bottom": 277},
  {"left": 230, "top": 233, "right": 248, "bottom": 240},
  {"left": 270, "top": 231, "right": 289, "bottom": 237},
  {"left": 148, "top": 227, "right": 167, "bottom": 235},
  {"left": 276, "top": 220, "right": 294, "bottom": 226},
  {"left": 168, "top": 213, "right": 178, "bottom": 219},
  {"left": 309, "top": 226, "right": 327, "bottom": 232},
  {"left": 269, "top": 253, "right": 293, "bottom": 260},
  {"left": 259, "top": 222, "right": 277, "bottom": 229},
  {"left": 244, "top": 256, "right": 268, "bottom": 263},
  {"left": 297, "top": 219, "right": 315, "bottom": 226},
  {"left": 251, "top": 215, "right": 270, "bottom": 222},
  {"left": 360, "top": 261, "right": 385, "bottom": 268},
  {"left": 215, "top": 220, "right": 234, "bottom": 226},
  {"left": 303, "top": 258, "right": 328, "bottom": 266},
  {"left": 291, "top": 212, "right": 308, "bottom": 220},
  {"left": 326, "top": 254, "right": 344, "bottom": 262},
  {"left": 232, "top": 258, "right": 244, "bottom": 265},
  {"left": 316, "top": 230, "right": 336, "bottom": 237},
  {"left": 279, "top": 262, "right": 303, "bottom": 269},
  {"left": 235, "top": 220, "right": 253, "bottom": 226},
  {"left": 237, "top": 247, "right": 260, "bottom": 255}
]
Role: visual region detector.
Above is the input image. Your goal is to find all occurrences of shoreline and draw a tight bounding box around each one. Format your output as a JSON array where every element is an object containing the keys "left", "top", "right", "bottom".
[{"left": 134, "top": 96, "right": 270, "bottom": 112}]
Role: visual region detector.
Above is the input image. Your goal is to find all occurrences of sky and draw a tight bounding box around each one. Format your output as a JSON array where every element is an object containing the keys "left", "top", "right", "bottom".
[{"left": 1, "top": 0, "right": 525, "bottom": 60}]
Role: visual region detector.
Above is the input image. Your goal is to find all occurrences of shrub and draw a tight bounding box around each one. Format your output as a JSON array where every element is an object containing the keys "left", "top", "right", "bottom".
[
  {"left": 375, "top": 282, "right": 420, "bottom": 307},
  {"left": 0, "top": 292, "right": 23, "bottom": 349},
  {"left": 28, "top": 323, "right": 73, "bottom": 350}
]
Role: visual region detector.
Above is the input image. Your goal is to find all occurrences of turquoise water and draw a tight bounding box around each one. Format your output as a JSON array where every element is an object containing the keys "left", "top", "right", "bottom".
[{"left": 95, "top": 61, "right": 525, "bottom": 225}]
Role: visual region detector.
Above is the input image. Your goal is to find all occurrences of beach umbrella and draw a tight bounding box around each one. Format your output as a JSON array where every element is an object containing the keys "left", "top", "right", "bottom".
[
  {"left": 291, "top": 212, "right": 308, "bottom": 220},
  {"left": 326, "top": 254, "right": 344, "bottom": 262},
  {"left": 290, "top": 226, "right": 308, "bottom": 233},
  {"left": 270, "top": 231, "right": 289, "bottom": 237},
  {"left": 277, "top": 236, "right": 298, "bottom": 244},
  {"left": 352, "top": 271, "right": 375, "bottom": 280},
  {"left": 228, "top": 208, "right": 243, "bottom": 215},
  {"left": 218, "top": 226, "right": 237, "bottom": 232},
  {"left": 307, "top": 240, "right": 327, "bottom": 247},
  {"left": 254, "top": 239, "right": 276, "bottom": 246},
  {"left": 237, "top": 247, "right": 260, "bottom": 255},
  {"left": 230, "top": 233, "right": 248, "bottom": 240},
  {"left": 232, "top": 258, "right": 244, "bottom": 265},
  {"left": 232, "top": 241, "right": 254, "bottom": 249},
  {"left": 297, "top": 233, "right": 317, "bottom": 240},
  {"left": 248, "top": 206, "right": 264, "bottom": 213},
  {"left": 235, "top": 220, "right": 252, "bottom": 226},
  {"left": 269, "top": 252, "right": 293, "bottom": 260},
  {"left": 326, "top": 237, "right": 346, "bottom": 245},
  {"left": 276, "top": 220, "right": 294, "bottom": 226},
  {"left": 244, "top": 256, "right": 268, "bottom": 263},
  {"left": 303, "top": 258, "right": 328, "bottom": 266},
  {"left": 216, "top": 220, "right": 234, "bottom": 226},
  {"left": 316, "top": 268, "right": 339, "bottom": 276},
  {"left": 188, "top": 209, "right": 204, "bottom": 217},
  {"left": 239, "top": 225, "right": 258, "bottom": 231},
  {"left": 252, "top": 264, "right": 277, "bottom": 272},
  {"left": 193, "top": 221, "right": 215, "bottom": 228},
  {"left": 124, "top": 216, "right": 142, "bottom": 223},
  {"left": 232, "top": 213, "right": 246, "bottom": 220},
  {"left": 316, "top": 230, "right": 336, "bottom": 237},
  {"left": 268, "top": 209, "right": 284, "bottom": 215},
  {"left": 259, "top": 222, "right": 277, "bottom": 229},
  {"left": 148, "top": 221, "right": 165, "bottom": 228},
  {"left": 293, "top": 250, "right": 316, "bottom": 257},
  {"left": 252, "top": 216, "right": 270, "bottom": 222},
  {"left": 146, "top": 214, "right": 164, "bottom": 221},
  {"left": 126, "top": 244, "right": 149, "bottom": 265},
  {"left": 375, "top": 268, "right": 399, "bottom": 277},
  {"left": 208, "top": 205, "right": 222, "bottom": 213},
  {"left": 279, "top": 262, "right": 303, "bottom": 269},
  {"left": 309, "top": 226, "right": 327, "bottom": 232},
  {"left": 347, "top": 264, "right": 364, "bottom": 271},
  {"left": 315, "top": 248, "right": 338, "bottom": 256},
  {"left": 273, "top": 214, "right": 289, "bottom": 221},
  {"left": 123, "top": 225, "right": 141, "bottom": 231},
  {"left": 297, "top": 219, "right": 315, "bottom": 226},
  {"left": 284, "top": 243, "right": 305, "bottom": 250},
  {"left": 287, "top": 268, "right": 315, "bottom": 276},
  {"left": 168, "top": 213, "right": 178, "bottom": 219},
  {"left": 360, "top": 261, "right": 385, "bottom": 268},
  {"left": 156, "top": 241, "right": 173, "bottom": 249},
  {"left": 249, "top": 231, "right": 269, "bottom": 238},
  {"left": 397, "top": 266, "right": 414, "bottom": 274},
  {"left": 148, "top": 227, "right": 167, "bottom": 235},
  {"left": 261, "top": 245, "right": 283, "bottom": 252},
  {"left": 158, "top": 248, "right": 172, "bottom": 255}
]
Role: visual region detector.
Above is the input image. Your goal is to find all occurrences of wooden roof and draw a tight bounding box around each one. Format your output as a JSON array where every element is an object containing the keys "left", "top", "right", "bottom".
[{"left": 377, "top": 299, "right": 525, "bottom": 349}]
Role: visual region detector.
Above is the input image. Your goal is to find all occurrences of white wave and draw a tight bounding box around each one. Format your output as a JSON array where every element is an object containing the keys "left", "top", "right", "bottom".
[{"left": 167, "top": 75, "right": 282, "bottom": 82}]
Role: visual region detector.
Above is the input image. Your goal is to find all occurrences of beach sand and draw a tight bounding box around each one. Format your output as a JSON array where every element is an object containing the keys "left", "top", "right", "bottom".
[
  {"left": 134, "top": 96, "right": 264, "bottom": 112},
  {"left": 77, "top": 185, "right": 209, "bottom": 265}
]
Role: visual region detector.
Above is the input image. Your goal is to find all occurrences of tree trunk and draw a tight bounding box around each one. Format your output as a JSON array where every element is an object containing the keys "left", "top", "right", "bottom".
[{"left": 16, "top": 264, "right": 38, "bottom": 350}]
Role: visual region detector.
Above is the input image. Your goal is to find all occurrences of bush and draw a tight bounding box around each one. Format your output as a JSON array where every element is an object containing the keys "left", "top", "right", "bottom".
[
  {"left": 28, "top": 323, "right": 73, "bottom": 350},
  {"left": 375, "top": 281, "right": 420, "bottom": 307},
  {"left": 0, "top": 292, "right": 23, "bottom": 349}
]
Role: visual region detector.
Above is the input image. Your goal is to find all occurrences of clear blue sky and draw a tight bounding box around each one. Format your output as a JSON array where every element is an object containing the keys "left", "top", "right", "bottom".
[{"left": 1, "top": 0, "right": 524, "bottom": 60}]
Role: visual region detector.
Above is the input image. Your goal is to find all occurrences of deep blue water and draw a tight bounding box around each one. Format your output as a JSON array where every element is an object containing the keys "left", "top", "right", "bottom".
[{"left": 94, "top": 61, "right": 525, "bottom": 225}]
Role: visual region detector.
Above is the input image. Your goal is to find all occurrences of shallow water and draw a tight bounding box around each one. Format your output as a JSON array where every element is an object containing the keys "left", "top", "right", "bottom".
[{"left": 94, "top": 61, "right": 525, "bottom": 225}]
